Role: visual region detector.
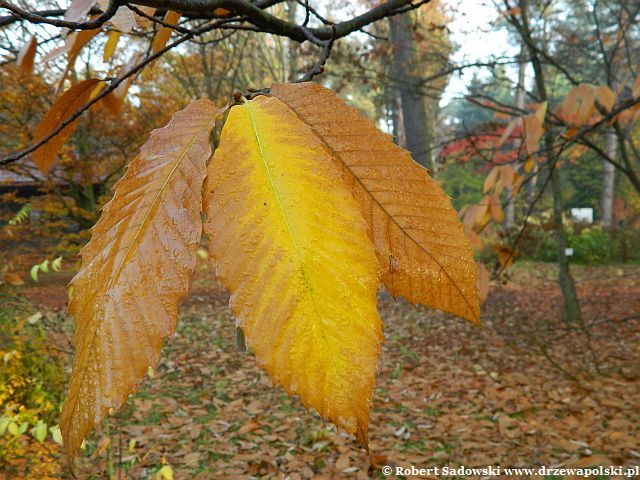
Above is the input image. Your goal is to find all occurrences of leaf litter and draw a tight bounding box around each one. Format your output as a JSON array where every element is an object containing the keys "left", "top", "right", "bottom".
[{"left": 5, "top": 261, "right": 640, "bottom": 478}]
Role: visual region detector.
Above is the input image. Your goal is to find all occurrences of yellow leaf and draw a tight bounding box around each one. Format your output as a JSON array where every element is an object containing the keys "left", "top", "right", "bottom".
[
  {"left": 103, "top": 31, "right": 121, "bottom": 62},
  {"left": 61, "top": 99, "right": 220, "bottom": 465},
  {"left": 17, "top": 36, "right": 37, "bottom": 75},
  {"left": 151, "top": 11, "right": 181, "bottom": 53},
  {"left": 534, "top": 101, "right": 548, "bottom": 123},
  {"left": 157, "top": 465, "right": 173, "bottom": 480},
  {"left": 475, "top": 199, "right": 489, "bottom": 226},
  {"left": 32, "top": 78, "right": 101, "bottom": 173},
  {"left": 7, "top": 422, "right": 19, "bottom": 436},
  {"left": 271, "top": 82, "right": 479, "bottom": 324},
  {"left": 203, "top": 96, "right": 382, "bottom": 447},
  {"left": 523, "top": 157, "right": 535, "bottom": 173}
]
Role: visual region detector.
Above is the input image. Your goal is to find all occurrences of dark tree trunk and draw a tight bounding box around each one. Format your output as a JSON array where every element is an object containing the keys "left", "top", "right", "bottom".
[{"left": 389, "top": 14, "right": 429, "bottom": 167}]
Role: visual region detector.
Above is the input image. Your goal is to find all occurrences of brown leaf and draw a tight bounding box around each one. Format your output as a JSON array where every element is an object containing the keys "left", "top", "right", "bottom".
[
  {"left": 60, "top": 99, "right": 220, "bottom": 465},
  {"left": 492, "top": 244, "right": 518, "bottom": 269},
  {"left": 237, "top": 419, "right": 261, "bottom": 435},
  {"left": 561, "top": 84, "right": 596, "bottom": 125},
  {"left": 32, "top": 78, "right": 101, "bottom": 173},
  {"left": 17, "top": 36, "right": 37, "bottom": 75},
  {"left": 633, "top": 72, "right": 640, "bottom": 99},
  {"left": 64, "top": 0, "right": 96, "bottom": 23},
  {"left": 68, "top": 28, "right": 101, "bottom": 65},
  {"left": 476, "top": 263, "right": 490, "bottom": 304},
  {"left": 523, "top": 113, "right": 543, "bottom": 155},
  {"left": 489, "top": 194, "right": 504, "bottom": 222},
  {"left": 595, "top": 85, "right": 616, "bottom": 112},
  {"left": 3, "top": 272, "right": 24, "bottom": 286},
  {"left": 271, "top": 82, "right": 480, "bottom": 324},
  {"left": 483, "top": 166, "right": 499, "bottom": 193}
]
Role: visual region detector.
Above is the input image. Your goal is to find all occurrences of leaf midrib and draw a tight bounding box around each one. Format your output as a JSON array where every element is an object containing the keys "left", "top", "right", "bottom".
[
  {"left": 278, "top": 97, "right": 479, "bottom": 323},
  {"left": 64, "top": 112, "right": 212, "bottom": 448},
  {"left": 242, "top": 100, "right": 328, "bottom": 352}
]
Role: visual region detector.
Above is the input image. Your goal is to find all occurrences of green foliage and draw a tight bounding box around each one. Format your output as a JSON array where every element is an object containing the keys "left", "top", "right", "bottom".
[
  {"left": 568, "top": 227, "right": 615, "bottom": 264},
  {"left": 517, "top": 221, "right": 631, "bottom": 265},
  {"left": 0, "top": 290, "right": 66, "bottom": 465},
  {"left": 438, "top": 160, "right": 485, "bottom": 210},
  {"left": 7, "top": 204, "right": 31, "bottom": 226}
]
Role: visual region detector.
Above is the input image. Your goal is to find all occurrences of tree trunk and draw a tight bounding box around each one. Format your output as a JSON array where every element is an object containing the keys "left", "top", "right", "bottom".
[
  {"left": 505, "top": 41, "right": 527, "bottom": 232},
  {"left": 550, "top": 161, "right": 582, "bottom": 323},
  {"left": 389, "top": 14, "right": 429, "bottom": 167},
  {"left": 601, "top": 129, "right": 616, "bottom": 229},
  {"left": 518, "top": 0, "right": 581, "bottom": 323}
]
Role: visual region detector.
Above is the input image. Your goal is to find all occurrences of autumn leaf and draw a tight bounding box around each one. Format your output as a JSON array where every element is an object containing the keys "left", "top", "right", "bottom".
[
  {"left": 63, "top": 0, "right": 96, "bottom": 23},
  {"left": 595, "top": 85, "right": 616, "bottom": 112},
  {"left": 489, "top": 194, "right": 504, "bottom": 222},
  {"left": 523, "top": 157, "right": 535, "bottom": 173},
  {"left": 109, "top": 6, "right": 136, "bottom": 31},
  {"left": 152, "top": 11, "right": 181, "bottom": 53},
  {"left": 17, "top": 36, "right": 37, "bottom": 75},
  {"left": 89, "top": 82, "right": 121, "bottom": 115},
  {"left": 483, "top": 166, "right": 499, "bottom": 193},
  {"left": 271, "top": 82, "right": 480, "bottom": 324},
  {"left": 60, "top": 99, "right": 219, "bottom": 465},
  {"left": 204, "top": 95, "right": 382, "bottom": 447},
  {"left": 498, "top": 165, "right": 514, "bottom": 191},
  {"left": 523, "top": 113, "right": 543, "bottom": 155},
  {"left": 68, "top": 28, "right": 102, "bottom": 65},
  {"left": 492, "top": 244, "right": 518, "bottom": 269},
  {"left": 32, "top": 78, "right": 101, "bottom": 173},
  {"left": 560, "top": 84, "right": 596, "bottom": 126},
  {"left": 103, "top": 31, "right": 121, "bottom": 62},
  {"left": 632, "top": 73, "right": 640, "bottom": 99},
  {"left": 522, "top": 102, "right": 547, "bottom": 155},
  {"left": 2, "top": 272, "right": 25, "bottom": 286},
  {"left": 476, "top": 263, "right": 490, "bottom": 304}
]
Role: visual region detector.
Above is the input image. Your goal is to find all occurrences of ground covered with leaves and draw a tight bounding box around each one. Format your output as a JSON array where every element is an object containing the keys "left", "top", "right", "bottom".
[{"left": 2, "top": 260, "right": 639, "bottom": 479}]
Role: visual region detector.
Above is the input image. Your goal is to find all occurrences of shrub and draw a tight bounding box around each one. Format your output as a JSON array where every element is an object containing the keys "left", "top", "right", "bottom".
[{"left": 0, "top": 289, "right": 66, "bottom": 472}]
